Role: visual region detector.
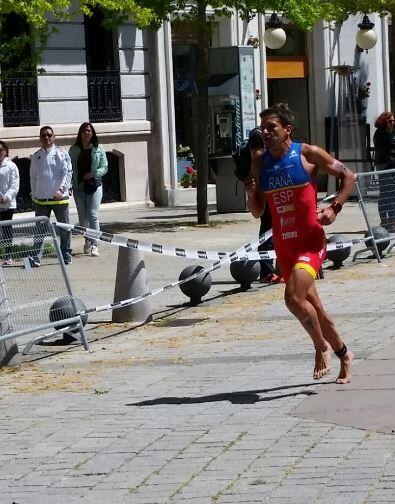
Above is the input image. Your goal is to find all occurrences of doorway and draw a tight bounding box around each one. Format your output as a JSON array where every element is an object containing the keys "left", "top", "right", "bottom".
[
  {"left": 172, "top": 44, "right": 199, "bottom": 157},
  {"left": 267, "top": 78, "right": 310, "bottom": 142}
]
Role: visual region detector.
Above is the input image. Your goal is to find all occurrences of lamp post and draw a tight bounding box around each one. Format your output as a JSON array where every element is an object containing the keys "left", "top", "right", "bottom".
[
  {"left": 264, "top": 13, "right": 286, "bottom": 50},
  {"left": 356, "top": 14, "right": 377, "bottom": 51}
]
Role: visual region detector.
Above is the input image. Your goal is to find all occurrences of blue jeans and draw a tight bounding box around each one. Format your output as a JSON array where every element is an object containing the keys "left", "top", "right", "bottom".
[
  {"left": 74, "top": 183, "right": 103, "bottom": 247},
  {"left": 34, "top": 203, "right": 71, "bottom": 260}
]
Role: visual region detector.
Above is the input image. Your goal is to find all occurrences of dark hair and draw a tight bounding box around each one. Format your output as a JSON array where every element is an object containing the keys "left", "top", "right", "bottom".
[
  {"left": 0, "top": 140, "right": 9, "bottom": 156},
  {"left": 39, "top": 125, "right": 54, "bottom": 136},
  {"left": 76, "top": 122, "right": 99, "bottom": 148},
  {"left": 260, "top": 103, "right": 295, "bottom": 127},
  {"left": 374, "top": 112, "right": 394, "bottom": 128}
]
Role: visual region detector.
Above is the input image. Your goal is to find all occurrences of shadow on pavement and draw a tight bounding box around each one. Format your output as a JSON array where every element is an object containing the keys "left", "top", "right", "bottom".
[{"left": 127, "top": 382, "right": 326, "bottom": 407}]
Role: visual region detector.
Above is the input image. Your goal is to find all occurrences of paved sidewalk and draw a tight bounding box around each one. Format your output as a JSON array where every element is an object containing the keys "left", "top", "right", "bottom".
[{"left": 2, "top": 200, "right": 395, "bottom": 503}]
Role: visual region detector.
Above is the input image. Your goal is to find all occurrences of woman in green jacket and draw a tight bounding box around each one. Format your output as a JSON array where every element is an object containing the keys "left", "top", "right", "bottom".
[{"left": 69, "top": 122, "right": 108, "bottom": 256}]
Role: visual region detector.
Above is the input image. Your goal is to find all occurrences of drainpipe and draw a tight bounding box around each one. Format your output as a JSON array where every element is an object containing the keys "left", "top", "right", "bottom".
[
  {"left": 381, "top": 15, "right": 391, "bottom": 110},
  {"left": 163, "top": 21, "right": 177, "bottom": 189}
]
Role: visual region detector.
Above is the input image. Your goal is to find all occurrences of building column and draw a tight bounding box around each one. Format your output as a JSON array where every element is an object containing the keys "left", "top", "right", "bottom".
[{"left": 148, "top": 22, "right": 177, "bottom": 205}]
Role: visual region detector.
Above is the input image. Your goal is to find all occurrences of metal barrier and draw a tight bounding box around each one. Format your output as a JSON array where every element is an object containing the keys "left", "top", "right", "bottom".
[
  {"left": 355, "top": 167, "right": 395, "bottom": 260},
  {"left": 0, "top": 216, "right": 89, "bottom": 353}
]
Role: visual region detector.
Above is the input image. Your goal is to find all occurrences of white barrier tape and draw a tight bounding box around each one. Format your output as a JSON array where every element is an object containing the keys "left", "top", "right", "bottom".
[
  {"left": 55, "top": 191, "right": 339, "bottom": 261},
  {"left": 55, "top": 222, "right": 274, "bottom": 261},
  {"left": 55, "top": 221, "right": 395, "bottom": 262},
  {"left": 54, "top": 192, "right": 338, "bottom": 261},
  {"left": 80, "top": 229, "right": 273, "bottom": 315}
]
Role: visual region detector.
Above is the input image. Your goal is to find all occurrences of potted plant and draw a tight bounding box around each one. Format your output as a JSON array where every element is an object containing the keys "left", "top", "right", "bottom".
[
  {"left": 177, "top": 144, "right": 195, "bottom": 183},
  {"left": 180, "top": 166, "right": 197, "bottom": 188},
  {"left": 180, "top": 172, "right": 191, "bottom": 188}
]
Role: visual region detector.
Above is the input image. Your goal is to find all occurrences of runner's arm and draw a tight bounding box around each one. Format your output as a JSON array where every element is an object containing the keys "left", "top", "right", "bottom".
[{"left": 302, "top": 144, "right": 355, "bottom": 225}]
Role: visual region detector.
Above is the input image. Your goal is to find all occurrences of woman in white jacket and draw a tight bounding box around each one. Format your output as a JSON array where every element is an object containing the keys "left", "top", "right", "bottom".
[{"left": 0, "top": 141, "right": 20, "bottom": 266}]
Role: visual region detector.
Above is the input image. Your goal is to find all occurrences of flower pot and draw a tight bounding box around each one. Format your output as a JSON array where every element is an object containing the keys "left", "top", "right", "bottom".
[{"left": 180, "top": 180, "right": 191, "bottom": 188}]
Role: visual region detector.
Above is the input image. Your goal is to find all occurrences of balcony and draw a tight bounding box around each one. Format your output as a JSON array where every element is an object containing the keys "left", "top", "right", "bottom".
[
  {"left": 2, "top": 73, "right": 39, "bottom": 127},
  {"left": 87, "top": 71, "right": 122, "bottom": 123}
]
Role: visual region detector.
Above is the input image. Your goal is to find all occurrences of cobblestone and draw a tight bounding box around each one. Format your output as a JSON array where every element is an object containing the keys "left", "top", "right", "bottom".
[{"left": 2, "top": 202, "right": 395, "bottom": 502}]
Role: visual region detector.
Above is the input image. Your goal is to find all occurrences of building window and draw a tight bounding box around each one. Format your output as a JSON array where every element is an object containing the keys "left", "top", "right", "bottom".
[
  {"left": 1, "top": 14, "right": 39, "bottom": 127},
  {"left": 84, "top": 9, "right": 122, "bottom": 122}
]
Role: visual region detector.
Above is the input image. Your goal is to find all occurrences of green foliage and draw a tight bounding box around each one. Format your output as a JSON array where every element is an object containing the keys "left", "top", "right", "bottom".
[
  {"left": 0, "top": 0, "right": 154, "bottom": 76},
  {"left": 0, "top": 1, "right": 70, "bottom": 75},
  {"left": 79, "top": 0, "right": 154, "bottom": 28},
  {"left": 134, "top": 0, "right": 394, "bottom": 30},
  {"left": 1, "top": 0, "right": 393, "bottom": 77}
]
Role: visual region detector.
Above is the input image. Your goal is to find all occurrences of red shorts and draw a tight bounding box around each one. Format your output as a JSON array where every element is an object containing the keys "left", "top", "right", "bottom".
[{"left": 276, "top": 243, "right": 327, "bottom": 283}]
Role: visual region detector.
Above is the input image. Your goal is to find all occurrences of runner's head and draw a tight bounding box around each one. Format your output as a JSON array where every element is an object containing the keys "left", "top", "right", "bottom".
[
  {"left": 260, "top": 103, "right": 295, "bottom": 128},
  {"left": 259, "top": 103, "right": 294, "bottom": 149}
]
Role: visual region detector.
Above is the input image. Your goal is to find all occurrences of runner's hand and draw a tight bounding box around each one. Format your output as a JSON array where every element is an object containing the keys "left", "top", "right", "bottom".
[
  {"left": 244, "top": 175, "right": 256, "bottom": 194},
  {"left": 317, "top": 206, "right": 336, "bottom": 226}
]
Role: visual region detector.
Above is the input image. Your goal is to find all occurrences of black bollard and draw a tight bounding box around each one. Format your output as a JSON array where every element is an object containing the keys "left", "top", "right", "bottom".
[
  {"left": 49, "top": 296, "right": 88, "bottom": 330},
  {"left": 326, "top": 234, "right": 351, "bottom": 269},
  {"left": 230, "top": 260, "right": 260, "bottom": 290},
  {"left": 365, "top": 226, "right": 390, "bottom": 256},
  {"left": 179, "top": 265, "right": 212, "bottom": 304}
]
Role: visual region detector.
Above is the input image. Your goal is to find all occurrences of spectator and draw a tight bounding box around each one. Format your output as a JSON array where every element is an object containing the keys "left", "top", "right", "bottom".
[
  {"left": 30, "top": 126, "right": 72, "bottom": 266},
  {"left": 0, "top": 140, "right": 20, "bottom": 266},
  {"left": 373, "top": 112, "right": 395, "bottom": 231},
  {"left": 69, "top": 122, "right": 108, "bottom": 257}
]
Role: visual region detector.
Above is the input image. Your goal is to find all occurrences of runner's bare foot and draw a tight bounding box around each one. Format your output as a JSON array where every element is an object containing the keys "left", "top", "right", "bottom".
[
  {"left": 336, "top": 350, "right": 353, "bottom": 384},
  {"left": 313, "top": 347, "right": 332, "bottom": 380}
]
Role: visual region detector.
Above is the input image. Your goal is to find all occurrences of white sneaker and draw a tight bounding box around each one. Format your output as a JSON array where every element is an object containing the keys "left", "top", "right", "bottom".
[
  {"left": 83, "top": 243, "right": 91, "bottom": 254},
  {"left": 90, "top": 245, "right": 100, "bottom": 257}
]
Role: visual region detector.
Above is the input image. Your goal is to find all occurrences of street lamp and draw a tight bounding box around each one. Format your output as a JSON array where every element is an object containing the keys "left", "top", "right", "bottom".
[
  {"left": 356, "top": 14, "right": 377, "bottom": 51},
  {"left": 264, "top": 13, "right": 286, "bottom": 50}
]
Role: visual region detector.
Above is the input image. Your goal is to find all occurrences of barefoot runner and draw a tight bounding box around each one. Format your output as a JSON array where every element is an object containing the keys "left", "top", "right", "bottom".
[{"left": 245, "top": 103, "right": 355, "bottom": 384}]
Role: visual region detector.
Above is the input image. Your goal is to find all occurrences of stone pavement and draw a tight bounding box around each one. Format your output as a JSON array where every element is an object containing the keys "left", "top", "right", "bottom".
[{"left": 2, "top": 200, "right": 395, "bottom": 504}]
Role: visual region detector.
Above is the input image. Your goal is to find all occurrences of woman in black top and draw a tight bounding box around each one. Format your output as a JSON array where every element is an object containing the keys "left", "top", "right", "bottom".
[{"left": 373, "top": 112, "right": 395, "bottom": 231}]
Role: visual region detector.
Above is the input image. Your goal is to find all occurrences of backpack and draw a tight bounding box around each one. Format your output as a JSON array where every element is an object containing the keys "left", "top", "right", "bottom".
[
  {"left": 232, "top": 139, "right": 252, "bottom": 181},
  {"left": 232, "top": 127, "right": 264, "bottom": 180}
]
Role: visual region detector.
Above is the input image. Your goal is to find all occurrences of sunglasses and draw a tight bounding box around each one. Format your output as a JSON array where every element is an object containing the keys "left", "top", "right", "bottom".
[{"left": 40, "top": 133, "right": 53, "bottom": 138}]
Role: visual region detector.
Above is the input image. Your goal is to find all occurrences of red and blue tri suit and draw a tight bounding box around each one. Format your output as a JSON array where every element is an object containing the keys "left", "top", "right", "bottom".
[{"left": 259, "top": 142, "right": 326, "bottom": 282}]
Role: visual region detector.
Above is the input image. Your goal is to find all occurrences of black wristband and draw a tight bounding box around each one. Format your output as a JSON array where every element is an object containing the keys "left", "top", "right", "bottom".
[
  {"left": 334, "top": 343, "right": 348, "bottom": 359},
  {"left": 330, "top": 201, "right": 342, "bottom": 215}
]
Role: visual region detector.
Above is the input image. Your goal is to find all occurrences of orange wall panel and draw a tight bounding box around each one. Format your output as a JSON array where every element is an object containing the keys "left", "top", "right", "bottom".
[{"left": 267, "top": 59, "right": 308, "bottom": 79}]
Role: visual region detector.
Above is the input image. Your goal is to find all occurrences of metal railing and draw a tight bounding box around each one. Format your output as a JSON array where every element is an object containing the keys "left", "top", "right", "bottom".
[
  {"left": 87, "top": 70, "right": 122, "bottom": 122},
  {"left": 354, "top": 167, "right": 395, "bottom": 261},
  {"left": 0, "top": 216, "right": 89, "bottom": 353},
  {"left": 2, "top": 73, "right": 39, "bottom": 127}
]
